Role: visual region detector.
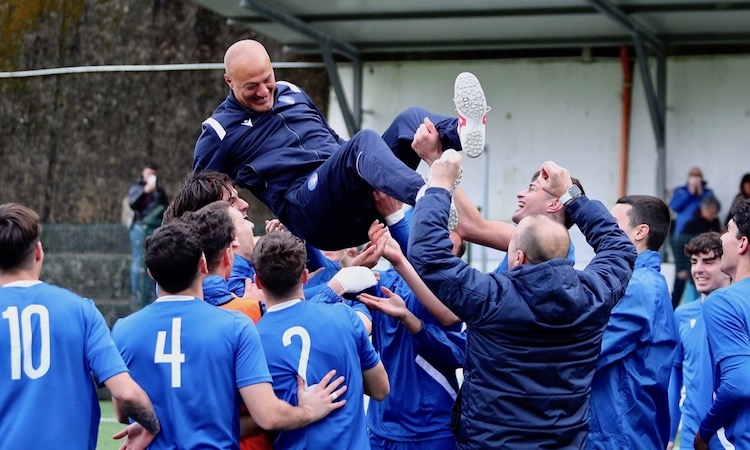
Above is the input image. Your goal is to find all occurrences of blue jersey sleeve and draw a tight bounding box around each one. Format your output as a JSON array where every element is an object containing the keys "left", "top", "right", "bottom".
[
  {"left": 596, "top": 277, "right": 650, "bottom": 369},
  {"left": 411, "top": 324, "right": 465, "bottom": 371},
  {"left": 388, "top": 215, "right": 411, "bottom": 255},
  {"left": 234, "top": 314, "right": 272, "bottom": 388},
  {"left": 349, "top": 308, "right": 380, "bottom": 371},
  {"left": 85, "top": 299, "right": 128, "bottom": 386},
  {"left": 699, "top": 291, "right": 750, "bottom": 440},
  {"left": 668, "top": 309, "right": 685, "bottom": 442}
]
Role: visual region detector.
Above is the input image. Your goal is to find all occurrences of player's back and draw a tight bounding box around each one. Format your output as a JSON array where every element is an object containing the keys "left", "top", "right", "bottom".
[
  {"left": 0, "top": 281, "right": 126, "bottom": 450},
  {"left": 112, "top": 296, "right": 271, "bottom": 450},
  {"left": 257, "top": 300, "right": 379, "bottom": 450}
]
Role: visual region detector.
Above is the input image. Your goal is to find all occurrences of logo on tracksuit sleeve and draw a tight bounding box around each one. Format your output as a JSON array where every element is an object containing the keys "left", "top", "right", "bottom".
[{"left": 307, "top": 172, "right": 319, "bottom": 191}]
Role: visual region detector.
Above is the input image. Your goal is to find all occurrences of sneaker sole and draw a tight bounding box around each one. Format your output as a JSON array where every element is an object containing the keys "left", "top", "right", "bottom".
[{"left": 454, "top": 72, "right": 487, "bottom": 158}]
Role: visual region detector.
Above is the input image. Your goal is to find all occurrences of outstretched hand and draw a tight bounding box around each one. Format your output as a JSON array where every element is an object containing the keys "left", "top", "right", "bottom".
[
  {"left": 537, "top": 160, "right": 573, "bottom": 199},
  {"left": 358, "top": 286, "right": 408, "bottom": 320},
  {"left": 412, "top": 117, "right": 443, "bottom": 165},
  {"left": 112, "top": 422, "right": 156, "bottom": 450}
]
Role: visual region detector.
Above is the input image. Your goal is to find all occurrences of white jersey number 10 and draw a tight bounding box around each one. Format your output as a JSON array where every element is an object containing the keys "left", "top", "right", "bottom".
[{"left": 3, "top": 305, "right": 51, "bottom": 380}]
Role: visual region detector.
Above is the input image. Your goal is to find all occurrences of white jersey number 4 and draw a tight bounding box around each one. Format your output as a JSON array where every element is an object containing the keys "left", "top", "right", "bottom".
[
  {"left": 3, "top": 305, "right": 51, "bottom": 380},
  {"left": 155, "top": 318, "right": 186, "bottom": 388}
]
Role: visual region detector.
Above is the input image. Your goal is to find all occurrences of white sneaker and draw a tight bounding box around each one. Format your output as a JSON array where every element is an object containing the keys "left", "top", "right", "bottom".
[
  {"left": 448, "top": 200, "right": 459, "bottom": 231},
  {"left": 453, "top": 72, "right": 489, "bottom": 158}
]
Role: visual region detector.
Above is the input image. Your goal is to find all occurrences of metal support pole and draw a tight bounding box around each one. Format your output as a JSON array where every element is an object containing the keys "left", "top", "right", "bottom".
[
  {"left": 352, "top": 60, "right": 363, "bottom": 129},
  {"left": 634, "top": 37, "right": 668, "bottom": 204},
  {"left": 321, "top": 44, "right": 359, "bottom": 136},
  {"left": 239, "top": 0, "right": 363, "bottom": 133},
  {"left": 240, "top": 0, "right": 360, "bottom": 61},
  {"left": 656, "top": 53, "right": 668, "bottom": 201},
  {"left": 585, "top": 0, "right": 663, "bottom": 55}
]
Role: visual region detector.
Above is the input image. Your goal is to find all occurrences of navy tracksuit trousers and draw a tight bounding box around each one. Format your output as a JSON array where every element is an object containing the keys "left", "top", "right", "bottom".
[{"left": 282, "top": 107, "right": 462, "bottom": 250}]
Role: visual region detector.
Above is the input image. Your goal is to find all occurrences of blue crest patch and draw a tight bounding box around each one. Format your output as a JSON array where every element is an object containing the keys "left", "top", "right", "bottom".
[
  {"left": 278, "top": 95, "right": 295, "bottom": 105},
  {"left": 307, "top": 172, "right": 319, "bottom": 191}
]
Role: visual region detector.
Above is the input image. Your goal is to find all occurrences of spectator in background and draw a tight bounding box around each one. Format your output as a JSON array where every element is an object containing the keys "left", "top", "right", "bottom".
[
  {"left": 673, "top": 196, "right": 723, "bottom": 306},
  {"left": 668, "top": 232, "right": 731, "bottom": 450},
  {"left": 725, "top": 173, "right": 750, "bottom": 227},
  {"left": 670, "top": 167, "right": 714, "bottom": 308},
  {"left": 128, "top": 162, "right": 168, "bottom": 307}
]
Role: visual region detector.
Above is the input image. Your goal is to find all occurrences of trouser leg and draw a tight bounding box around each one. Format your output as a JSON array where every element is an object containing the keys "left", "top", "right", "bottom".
[
  {"left": 381, "top": 106, "right": 461, "bottom": 169},
  {"left": 283, "top": 129, "right": 424, "bottom": 249},
  {"left": 129, "top": 224, "right": 146, "bottom": 305}
]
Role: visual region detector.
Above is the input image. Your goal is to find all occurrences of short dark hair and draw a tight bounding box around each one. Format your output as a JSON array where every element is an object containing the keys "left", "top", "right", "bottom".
[
  {"left": 530, "top": 170, "right": 585, "bottom": 229},
  {"left": 0, "top": 203, "right": 42, "bottom": 271},
  {"left": 700, "top": 196, "right": 720, "bottom": 211},
  {"left": 164, "top": 171, "right": 236, "bottom": 222},
  {"left": 730, "top": 198, "right": 750, "bottom": 240},
  {"left": 684, "top": 232, "right": 723, "bottom": 258},
  {"left": 252, "top": 231, "right": 306, "bottom": 298},
  {"left": 182, "top": 201, "right": 235, "bottom": 272},
  {"left": 146, "top": 162, "right": 159, "bottom": 171},
  {"left": 144, "top": 221, "right": 203, "bottom": 294},
  {"left": 616, "top": 195, "right": 671, "bottom": 251}
]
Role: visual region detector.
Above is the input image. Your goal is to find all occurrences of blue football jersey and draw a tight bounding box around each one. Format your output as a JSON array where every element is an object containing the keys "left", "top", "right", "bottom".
[
  {"left": 703, "top": 279, "right": 750, "bottom": 447},
  {"left": 257, "top": 299, "right": 380, "bottom": 450},
  {"left": 1, "top": 281, "right": 127, "bottom": 450},
  {"left": 112, "top": 295, "right": 271, "bottom": 450}
]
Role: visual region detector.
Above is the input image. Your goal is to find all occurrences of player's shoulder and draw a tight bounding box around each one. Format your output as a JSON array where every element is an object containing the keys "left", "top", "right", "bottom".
[
  {"left": 674, "top": 300, "right": 702, "bottom": 321},
  {"left": 21, "top": 282, "right": 97, "bottom": 308},
  {"left": 276, "top": 80, "right": 304, "bottom": 94}
]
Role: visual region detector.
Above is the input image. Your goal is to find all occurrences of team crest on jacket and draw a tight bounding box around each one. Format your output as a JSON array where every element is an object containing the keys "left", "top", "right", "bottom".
[
  {"left": 279, "top": 96, "right": 295, "bottom": 105},
  {"left": 307, "top": 172, "right": 319, "bottom": 191}
]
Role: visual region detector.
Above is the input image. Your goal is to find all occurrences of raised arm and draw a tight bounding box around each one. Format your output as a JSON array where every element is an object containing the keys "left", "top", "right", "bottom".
[
  {"left": 534, "top": 159, "right": 635, "bottom": 305},
  {"left": 379, "top": 235, "right": 460, "bottom": 326},
  {"left": 453, "top": 187, "right": 515, "bottom": 251}
]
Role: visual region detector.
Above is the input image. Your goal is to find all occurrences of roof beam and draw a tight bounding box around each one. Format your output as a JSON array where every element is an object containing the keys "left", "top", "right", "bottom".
[
  {"left": 226, "top": 2, "right": 750, "bottom": 24},
  {"left": 584, "top": 0, "right": 664, "bottom": 55},
  {"left": 238, "top": 0, "right": 362, "bottom": 132},
  {"left": 239, "top": 0, "right": 360, "bottom": 61}
]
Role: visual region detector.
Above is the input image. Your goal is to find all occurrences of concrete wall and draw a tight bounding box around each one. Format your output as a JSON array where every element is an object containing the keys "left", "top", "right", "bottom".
[{"left": 326, "top": 55, "right": 750, "bottom": 270}]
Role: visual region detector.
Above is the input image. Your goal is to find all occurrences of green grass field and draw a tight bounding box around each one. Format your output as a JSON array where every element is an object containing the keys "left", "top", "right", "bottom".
[{"left": 98, "top": 400, "right": 124, "bottom": 450}]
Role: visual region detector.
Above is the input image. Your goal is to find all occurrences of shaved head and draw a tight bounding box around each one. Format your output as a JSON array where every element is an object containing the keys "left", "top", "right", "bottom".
[
  {"left": 510, "top": 214, "right": 570, "bottom": 268},
  {"left": 224, "top": 40, "right": 270, "bottom": 73},
  {"left": 223, "top": 40, "right": 276, "bottom": 112}
]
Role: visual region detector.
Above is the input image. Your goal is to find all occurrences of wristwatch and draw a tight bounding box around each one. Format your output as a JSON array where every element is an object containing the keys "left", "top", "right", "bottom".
[{"left": 559, "top": 184, "right": 583, "bottom": 206}]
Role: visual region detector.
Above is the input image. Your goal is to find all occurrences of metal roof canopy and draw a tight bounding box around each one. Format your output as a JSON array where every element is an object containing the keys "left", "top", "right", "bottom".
[{"left": 191, "top": 0, "right": 750, "bottom": 198}]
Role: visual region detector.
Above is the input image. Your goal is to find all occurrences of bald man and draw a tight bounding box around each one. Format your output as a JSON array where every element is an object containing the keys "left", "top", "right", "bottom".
[
  {"left": 194, "top": 39, "right": 489, "bottom": 250},
  {"left": 408, "top": 153, "right": 637, "bottom": 449}
]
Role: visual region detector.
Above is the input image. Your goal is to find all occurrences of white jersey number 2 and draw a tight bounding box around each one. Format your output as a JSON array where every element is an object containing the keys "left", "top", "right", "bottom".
[
  {"left": 155, "top": 318, "right": 186, "bottom": 388},
  {"left": 282, "top": 326, "right": 313, "bottom": 389},
  {"left": 3, "top": 305, "right": 51, "bottom": 380}
]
